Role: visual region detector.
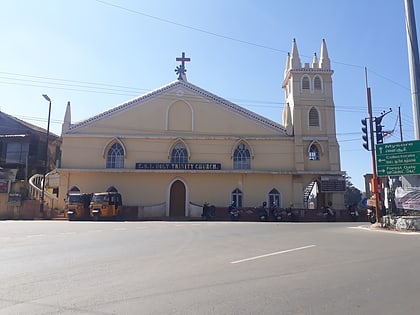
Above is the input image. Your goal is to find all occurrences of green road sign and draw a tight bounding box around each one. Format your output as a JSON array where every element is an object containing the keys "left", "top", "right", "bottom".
[{"left": 376, "top": 140, "right": 420, "bottom": 176}]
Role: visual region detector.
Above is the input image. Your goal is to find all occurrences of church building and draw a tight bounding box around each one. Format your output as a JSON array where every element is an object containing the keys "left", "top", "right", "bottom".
[{"left": 57, "top": 39, "right": 344, "bottom": 218}]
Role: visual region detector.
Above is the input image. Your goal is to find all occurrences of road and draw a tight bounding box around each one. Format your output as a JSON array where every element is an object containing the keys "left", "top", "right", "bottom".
[{"left": 1, "top": 220, "right": 420, "bottom": 315}]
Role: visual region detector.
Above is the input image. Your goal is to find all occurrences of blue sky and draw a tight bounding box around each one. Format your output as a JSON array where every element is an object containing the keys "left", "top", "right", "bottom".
[{"left": 0, "top": 0, "right": 418, "bottom": 191}]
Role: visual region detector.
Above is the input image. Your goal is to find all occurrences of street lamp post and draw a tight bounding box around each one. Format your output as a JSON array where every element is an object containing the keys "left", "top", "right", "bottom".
[{"left": 40, "top": 94, "right": 51, "bottom": 213}]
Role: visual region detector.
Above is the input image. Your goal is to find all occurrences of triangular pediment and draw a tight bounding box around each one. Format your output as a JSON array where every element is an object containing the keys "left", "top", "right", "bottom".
[{"left": 66, "top": 80, "right": 288, "bottom": 137}]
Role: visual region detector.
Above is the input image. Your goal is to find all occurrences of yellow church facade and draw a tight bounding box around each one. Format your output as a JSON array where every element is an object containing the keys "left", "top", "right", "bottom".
[{"left": 57, "top": 40, "right": 344, "bottom": 218}]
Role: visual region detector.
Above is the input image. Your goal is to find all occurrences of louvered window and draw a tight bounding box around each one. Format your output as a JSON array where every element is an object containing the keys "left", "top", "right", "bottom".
[
  {"left": 302, "top": 77, "right": 310, "bottom": 90},
  {"left": 309, "top": 107, "right": 320, "bottom": 127}
]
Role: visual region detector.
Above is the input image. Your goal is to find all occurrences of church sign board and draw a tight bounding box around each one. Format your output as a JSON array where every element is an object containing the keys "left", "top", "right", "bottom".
[
  {"left": 136, "top": 162, "right": 221, "bottom": 170},
  {"left": 320, "top": 176, "right": 346, "bottom": 192},
  {"left": 376, "top": 140, "right": 420, "bottom": 176}
]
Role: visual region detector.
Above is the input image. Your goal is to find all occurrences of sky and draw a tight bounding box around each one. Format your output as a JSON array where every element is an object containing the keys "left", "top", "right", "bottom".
[{"left": 0, "top": 0, "right": 418, "bottom": 191}]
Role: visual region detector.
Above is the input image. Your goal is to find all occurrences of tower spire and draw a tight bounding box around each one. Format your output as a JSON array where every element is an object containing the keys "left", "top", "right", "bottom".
[
  {"left": 284, "top": 52, "right": 291, "bottom": 78},
  {"left": 312, "top": 52, "right": 319, "bottom": 68},
  {"left": 62, "top": 101, "right": 71, "bottom": 134},
  {"left": 290, "top": 39, "right": 301, "bottom": 69},
  {"left": 320, "top": 39, "right": 331, "bottom": 70}
]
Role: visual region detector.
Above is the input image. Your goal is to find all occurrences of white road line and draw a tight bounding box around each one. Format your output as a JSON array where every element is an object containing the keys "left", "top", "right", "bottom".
[
  {"left": 59, "top": 232, "right": 77, "bottom": 235},
  {"left": 350, "top": 226, "right": 420, "bottom": 235},
  {"left": 231, "top": 245, "right": 316, "bottom": 264}
]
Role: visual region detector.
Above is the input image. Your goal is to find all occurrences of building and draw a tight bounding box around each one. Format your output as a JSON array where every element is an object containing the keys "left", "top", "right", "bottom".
[
  {"left": 57, "top": 40, "right": 344, "bottom": 218},
  {"left": 0, "top": 111, "right": 60, "bottom": 217}
]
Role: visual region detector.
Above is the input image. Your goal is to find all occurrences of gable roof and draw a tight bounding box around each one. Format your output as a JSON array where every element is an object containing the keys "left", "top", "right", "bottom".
[
  {"left": 68, "top": 80, "right": 287, "bottom": 134},
  {"left": 0, "top": 111, "right": 58, "bottom": 138}
]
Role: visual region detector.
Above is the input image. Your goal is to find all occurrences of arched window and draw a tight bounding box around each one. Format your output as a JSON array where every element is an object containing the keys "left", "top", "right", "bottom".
[
  {"left": 231, "top": 188, "right": 243, "bottom": 207},
  {"left": 171, "top": 143, "right": 188, "bottom": 163},
  {"left": 309, "top": 107, "right": 320, "bottom": 127},
  {"left": 302, "top": 77, "right": 310, "bottom": 90},
  {"left": 106, "top": 143, "right": 124, "bottom": 168},
  {"left": 268, "top": 188, "right": 281, "bottom": 207},
  {"left": 309, "top": 144, "right": 320, "bottom": 160},
  {"left": 314, "top": 76, "right": 322, "bottom": 90},
  {"left": 233, "top": 143, "right": 251, "bottom": 169}
]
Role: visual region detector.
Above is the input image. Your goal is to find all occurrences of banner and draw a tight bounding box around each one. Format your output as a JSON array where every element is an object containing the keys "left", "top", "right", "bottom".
[
  {"left": 394, "top": 187, "right": 420, "bottom": 211},
  {"left": 0, "top": 180, "right": 10, "bottom": 193}
]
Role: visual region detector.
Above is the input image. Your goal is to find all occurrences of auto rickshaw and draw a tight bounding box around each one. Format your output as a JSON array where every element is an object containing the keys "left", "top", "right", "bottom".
[
  {"left": 89, "top": 192, "right": 123, "bottom": 220},
  {"left": 65, "top": 193, "right": 92, "bottom": 220}
]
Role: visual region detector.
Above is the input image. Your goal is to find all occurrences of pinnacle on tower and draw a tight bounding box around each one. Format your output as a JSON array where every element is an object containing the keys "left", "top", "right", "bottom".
[
  {"left": 320, "top": 39, "right": 331, "bottom": 70},
  {"left": 312, "top": 53, "right": 319, "bottom": 68},
  {"left": 284, "top": 52, "right": 291, "bottom": 78},
  {"left": 290, "top": 39, "right": 301, "bottom": 69},
  {"left": 62, "top": 101, "right": 71, "bottom": 134}
]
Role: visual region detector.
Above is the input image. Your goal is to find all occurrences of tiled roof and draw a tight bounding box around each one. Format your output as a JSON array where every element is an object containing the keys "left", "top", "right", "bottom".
[{"left": 0, "top": 111, "right": 58, "bottom": 138}]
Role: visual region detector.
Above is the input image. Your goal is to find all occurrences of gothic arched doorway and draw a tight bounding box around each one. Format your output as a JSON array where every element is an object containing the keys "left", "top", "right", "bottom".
[{"left": 169, "top": 180, "right": 186, "bottom": 217}]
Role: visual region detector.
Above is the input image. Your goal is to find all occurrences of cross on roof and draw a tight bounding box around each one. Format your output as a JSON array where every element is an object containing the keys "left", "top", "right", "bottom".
[
  {"left": 175, "top": 52, "right": 191, "bottom": 80},
  {"left": 176, "top": 52, "right": 190, "bottom": 68}
]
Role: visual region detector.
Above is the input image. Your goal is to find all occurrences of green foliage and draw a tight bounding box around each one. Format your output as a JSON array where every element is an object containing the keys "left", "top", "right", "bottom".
[{"left": 344, "top": 173, "right": 362, "bottom": 206}]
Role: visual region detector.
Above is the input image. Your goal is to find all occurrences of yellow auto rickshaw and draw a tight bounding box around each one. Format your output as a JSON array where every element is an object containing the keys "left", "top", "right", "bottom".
[
  {"left": 89, "top": 192, "right": 123, "bottom": 220},
  {"left": 65, "top": 193, "right": 92, "bottom": 220}
]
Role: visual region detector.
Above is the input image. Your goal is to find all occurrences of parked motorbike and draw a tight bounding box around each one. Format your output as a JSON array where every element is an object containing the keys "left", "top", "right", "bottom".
[
  {"left": 270, "top": 203, "right": 282, "bottom": 221},
  {"left": 285, "top": 207, "right": 298, "bottom": 222},
  {"left": 228, "top": 202, "right": 240, "bottom": 221},
  {"left": 323, "top": 206, "right": 336, "bottom": 222},
  {"left": 202, "top": 202, "right": 216, "bottom": 221},
  {"left": 367, "top": 207, "right": 376, "bottom": 224},
  {"left": 258, "top": 202, "right": 269, "bottom": 221},
  {"left": 348, "top": 205, "right": 359, "bottom": 222}
]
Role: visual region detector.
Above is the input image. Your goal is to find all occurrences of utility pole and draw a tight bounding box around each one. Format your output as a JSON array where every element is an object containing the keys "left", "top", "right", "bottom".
[
  {"left": 399, "top": 106, "right": 403, "bottom": 141},
  {"left": 365, "top": 68, "right": 381, "bottom": 223},
  {"left": 405, "top": 0, "right": 420, "bottom": 139}
]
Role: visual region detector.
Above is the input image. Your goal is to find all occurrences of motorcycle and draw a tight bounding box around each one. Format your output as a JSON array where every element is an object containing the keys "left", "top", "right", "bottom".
[
  {"left": 323, "top": 206, "right": 336, "bottom": 222},
  {"left": 258, "top": 202, "right": 269, "bottom": 221},
  {"left": 348, "top": 205, "right": 359, "bottom": 222},
  {"left": 367, "top": 207, "right": 376, "bottom": 224},
  {"left": 202, "top": 202, "right": 216, "bottom": 221},
  {"left": 270, "top": 203, "right": 282, "bottom": 221},
  {"left": 285, "top": 207, "right": 298, "bottom": 222},
  {"left": 228, "top": 202, "right": 240, "bottom": 221}
]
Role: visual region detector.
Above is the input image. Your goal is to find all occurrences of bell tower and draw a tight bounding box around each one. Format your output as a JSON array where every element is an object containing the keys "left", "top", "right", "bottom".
[
  {"left": 282, "top": 38, "right": 340, "bottom": 172},
  {"left": 282, "top": 39, "right": 343, "bottom": 209}
]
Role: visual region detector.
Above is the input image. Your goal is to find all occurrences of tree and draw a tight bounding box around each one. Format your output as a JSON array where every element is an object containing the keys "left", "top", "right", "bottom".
[{"left": 344, "top": 173, "right": 362, "bottom": 206}]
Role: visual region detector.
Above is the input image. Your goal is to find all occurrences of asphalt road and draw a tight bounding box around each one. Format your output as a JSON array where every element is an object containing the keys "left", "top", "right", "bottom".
[{"left": 1, "top": 220, "right": 420, "bottom": 315}]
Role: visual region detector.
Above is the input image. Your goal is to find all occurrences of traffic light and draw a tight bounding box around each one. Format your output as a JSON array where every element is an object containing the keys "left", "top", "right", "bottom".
[
  {"left": 361, "top": 118, "right": 369, "bottom": 150},
  {"left": 375, "top": 116, "right": 383, "bottom": 144}
]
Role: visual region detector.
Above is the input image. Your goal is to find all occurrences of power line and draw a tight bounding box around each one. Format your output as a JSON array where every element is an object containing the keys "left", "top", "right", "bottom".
[
  {"left": 94, "top": 0, "right": 289, "bottom": 55},
  {"left": 93, "top": 0, "right": 410, "bottom": 91},
  {"left": 1, "top": 71, "right": 387, "bottom": 113}
]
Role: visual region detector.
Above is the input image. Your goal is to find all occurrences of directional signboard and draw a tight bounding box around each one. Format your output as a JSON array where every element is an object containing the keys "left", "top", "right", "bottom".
[{"left": 376, "top": 140, "right": 420, "bottom": 176}]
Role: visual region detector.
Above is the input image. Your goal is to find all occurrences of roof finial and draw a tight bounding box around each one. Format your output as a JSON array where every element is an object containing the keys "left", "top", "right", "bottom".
[{"left": 175, "top": 52, "right": 191, "bottom": 81}]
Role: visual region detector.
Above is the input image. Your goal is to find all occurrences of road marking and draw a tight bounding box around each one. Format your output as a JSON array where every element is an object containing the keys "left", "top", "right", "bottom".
[
  {"left": 113, "top": 228, "right": 127, "bottom": 231},
  {"left": 350, "top": 226, "right": 420, "bottom": 235},
  {"left": 231, "top": 245, "right": 316, "bottom": 264},
  {"left": 59, "top": 232, "right": 77, "bottom": 235},
  {"left": 26, "top": 234, "right": 45, "bottom": 238}
]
